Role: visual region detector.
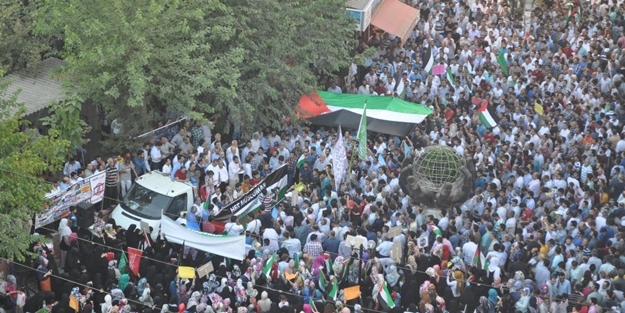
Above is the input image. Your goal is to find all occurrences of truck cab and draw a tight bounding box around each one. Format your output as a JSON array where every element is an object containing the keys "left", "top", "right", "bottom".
[{"left": 110, "top": 171, "right": 194, "bottom": 239}]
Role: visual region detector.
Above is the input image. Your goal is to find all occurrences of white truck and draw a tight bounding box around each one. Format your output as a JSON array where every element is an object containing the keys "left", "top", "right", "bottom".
[{"left": 110, "top": 171, "right": 194, "bottom": 239}]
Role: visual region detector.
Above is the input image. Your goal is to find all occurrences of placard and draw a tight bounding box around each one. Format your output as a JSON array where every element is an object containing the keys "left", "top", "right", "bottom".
[
  {"left": 140, "top": 221, "right": 150, "bottom": 234},
  {"left": 343, "top": 285, "right": 361, "bottom": 300},
  {"left": 345, "top": 235, "right": 366, "bottom": 249},
  {"left": 432, "top": 64, "right": 446, "bottom": 75},
  {"left": 196, "top": 262, "right": 214, "bottom": 279},
  {"left": 178, "top": 266, "right": 195, "bottom": 279},
  {"left": 387, "top": 226, "right": 403, "bottom": 239},
  {"left": 417, "top": 237, "right": 429, "bottom": 249},
  {"left": 284, "top": 272, "right": 298, "bottom": 281},
  {"left": 390, "top": 242, "right": 403, "bottom": 261}
]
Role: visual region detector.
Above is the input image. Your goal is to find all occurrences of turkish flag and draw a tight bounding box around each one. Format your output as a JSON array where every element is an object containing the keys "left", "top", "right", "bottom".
[{"left": 127, "top": 247, "right": 143, "bottom": 275}]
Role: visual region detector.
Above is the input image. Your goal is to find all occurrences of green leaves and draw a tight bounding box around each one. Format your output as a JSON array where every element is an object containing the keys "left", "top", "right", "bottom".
[
  {"left": 28, "top": 0, "right": 352, "bottom": 146},
  {"left": 0, "top": 77, "right": 69, "bottom": 261},
  {"left": 41, "top": 92, "right": 91, "bottom": 157}
]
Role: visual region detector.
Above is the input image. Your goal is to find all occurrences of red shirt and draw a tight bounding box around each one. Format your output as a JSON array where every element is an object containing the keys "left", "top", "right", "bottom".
[
  {"left": 444, "top": 109, "right": 455, "bottom": 123},
  {"left": 175, "top": 170, "right": 187, "bottom": 180}
]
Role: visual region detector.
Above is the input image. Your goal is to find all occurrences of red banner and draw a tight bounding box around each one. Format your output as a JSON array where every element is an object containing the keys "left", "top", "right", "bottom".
[{"left": 127, "top": 247, "right": 143, "bottom": 275}]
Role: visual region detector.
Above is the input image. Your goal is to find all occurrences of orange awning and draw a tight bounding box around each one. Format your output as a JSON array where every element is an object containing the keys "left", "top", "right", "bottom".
[{"left": 371, "top": 0, "right": 419, "bottom": 43}]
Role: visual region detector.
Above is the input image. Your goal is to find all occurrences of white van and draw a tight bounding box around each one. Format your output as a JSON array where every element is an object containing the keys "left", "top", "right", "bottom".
[{"left": 110, "top": 171, "right": 194, "bottom": 239}]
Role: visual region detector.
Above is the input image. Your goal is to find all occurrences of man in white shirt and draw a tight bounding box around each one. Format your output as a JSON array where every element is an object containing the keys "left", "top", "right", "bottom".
[
  {"left": 150, "top": 142, "right": 163, "bottom": 170},
  {"left": 228, "top": 156, "right": 242, "bottom": 189},
  {"left": 262, "top": 225, "right": 280, "bottom": 252},
  {"left": 224, "top": 217, "right": 244, "bottom": 236},
  {"left": 217, "top": 159, "right": 229, "bottom": 192},
  {"left": 376, "top": 237, "right": 393, "bottom": 258},
  {"left": 462, "top": 234, "right": 478, "bottom": 265}
]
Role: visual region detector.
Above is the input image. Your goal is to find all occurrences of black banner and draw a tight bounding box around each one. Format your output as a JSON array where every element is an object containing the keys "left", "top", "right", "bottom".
[{"left": 214, "top": 165, "right": 289, "bottom": 223}]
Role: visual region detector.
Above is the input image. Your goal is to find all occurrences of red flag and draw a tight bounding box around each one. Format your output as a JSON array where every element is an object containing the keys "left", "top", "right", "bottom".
[{"left": 127, "top": 247, "right": 143, "bottom": 275}]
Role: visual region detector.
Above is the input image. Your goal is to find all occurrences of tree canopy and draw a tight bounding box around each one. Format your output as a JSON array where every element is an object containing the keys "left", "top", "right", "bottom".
[
  {"left": 0, "top": 71, "right": 70, "bottom": 261},
  {"left": 31, "top": 0, "right": 354, "bottom": 147}
]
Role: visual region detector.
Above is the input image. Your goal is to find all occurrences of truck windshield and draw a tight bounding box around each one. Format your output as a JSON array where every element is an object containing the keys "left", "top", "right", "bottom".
[{"left": 120, "top": 183, "right": 172, "bottom": 219}]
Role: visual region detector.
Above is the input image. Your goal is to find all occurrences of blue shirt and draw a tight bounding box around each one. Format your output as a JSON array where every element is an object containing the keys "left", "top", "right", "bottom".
[
  {"left": 186, "top": 213, "right": 200, "bottom": 231},
  {"left": 170, "top": 162, "right": 183, "bottom": 179},
  {"left": 60, "top": 182, "right": 71, "bottom": 190}
]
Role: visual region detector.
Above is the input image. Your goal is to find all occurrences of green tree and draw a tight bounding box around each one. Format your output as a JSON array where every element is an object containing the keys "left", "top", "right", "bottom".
[
  {"left": 0, "top": 70, "right": 70, "bottom": 261},
  {"left": 33, "top": 0, "right": 354, "bottom": 149},
  {"left": 41, "top": 92, "right": 92, "bottom": 157},
  {"left": 0, "top": 0, "right": 50, "bottom": 73}
]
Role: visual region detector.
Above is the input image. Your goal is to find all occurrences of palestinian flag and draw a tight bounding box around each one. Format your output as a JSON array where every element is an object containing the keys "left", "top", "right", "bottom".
[
  {"left": 293, "top": 252, "right": 300, "bottom": 269},
  {"left": 309, "top": 298, "right": 318, "bottom": 312},
  {"left": 423, "top": 47, "right": 434, "bottom": 74},
  {"left": 471, "top": 248, "right": 489, "bottom": 270},
  {"left": 262, "top": 253, "right": 277, "bottom": 276},
  {"left": 379, "top": 282, "right": 395, "bottom": 309},
  {"left": 428, "top": 225, "right": 442, "bottom": 237},
  {"left": 298, "top": 91, "right": 433, "bottom": 126},
  {"left": 325, "top": 256, "right": 333, "bottom": 276},
  {"left": 446, "top": 66, "right": 455, "bottom": 86},
  {"left": 296, "top": 154, "right": 306, "bottom": 169},
  {"left": 565, "top": 8, "right": 572, "bottom": 22},
  {"left": 477, "top": 100, "right": 500, "bottom": 128},
  {"left": 473, "top": 247, "right": 488, "bottom": 270},
  {"left": 318, "top": 271, "right": 327, "bottom": 291},
  {"left": 497, "top": 52, "right": 508, "bottom": 76},
  {"left": 328, "top": 276, "right": 338, "bottom": 300}
]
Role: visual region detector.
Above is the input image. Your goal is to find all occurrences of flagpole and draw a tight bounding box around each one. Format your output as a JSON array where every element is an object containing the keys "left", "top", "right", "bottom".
[{"left": 347, "top": 101, "right": 367, "bottom": 179}]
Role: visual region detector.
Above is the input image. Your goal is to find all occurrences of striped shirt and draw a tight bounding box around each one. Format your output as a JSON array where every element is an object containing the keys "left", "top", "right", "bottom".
[
  {"left": 262, "top": 194, "right": 273, "bottom": 212},
  {"left": 105, "top": 165, "right": 119, "bottom": 187}
]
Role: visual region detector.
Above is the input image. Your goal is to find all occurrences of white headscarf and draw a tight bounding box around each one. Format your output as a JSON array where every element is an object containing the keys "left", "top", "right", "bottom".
[{"left": 59, "top": 218, "right": 72, "bottom": 237}]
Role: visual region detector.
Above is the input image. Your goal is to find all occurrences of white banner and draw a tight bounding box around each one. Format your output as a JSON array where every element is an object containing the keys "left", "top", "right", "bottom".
[
  {"left": 160, "top": 216, "right": 246, "bottom": 260},
  {"left": 35, "top": 172, "right": 106, "bottom": 229}
]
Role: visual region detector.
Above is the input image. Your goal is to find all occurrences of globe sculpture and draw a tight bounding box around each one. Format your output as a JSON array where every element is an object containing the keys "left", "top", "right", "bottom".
[{"left": 399, "top": 146, "right": 476, "bottom": 209}]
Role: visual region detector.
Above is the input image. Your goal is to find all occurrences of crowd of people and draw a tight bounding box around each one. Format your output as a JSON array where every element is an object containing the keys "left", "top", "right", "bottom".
[{"left": 3, "top": 0, "right": 625, "bottom": 313}]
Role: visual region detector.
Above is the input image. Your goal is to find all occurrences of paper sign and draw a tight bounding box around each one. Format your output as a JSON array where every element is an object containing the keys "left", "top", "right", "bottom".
[
  {"left": 345, "top": 235, "right": 366, "bottom": 249},
  {"left": 390, "top": 242, "right": 403, "bottom": 261},
  {"left": 291, "top": 190, "right": 298, "bottom": 207},
  {"left": 417, "top": 237, "right": 429, "bottom": 249},
  {"left": 284, "top": 272, "right": 298, "bottom": 280},
  {"left": 343, "top": 285, "right": 361, "bottom": 300},
  {"left": 178, "top": 266, "right": 195, "bottom": 279},
  {"left": 140, "top": 221, "right": 150, "bottom": 234},
  {"left": 387, "top": 226, "right": 403, "bottom": 239},
  {"left": 196, "top": 262, "right": 214, "bottom": 279},
  {"left": 432, "top": 64, "right": 446, "bottom": 75},
  {"left": 534, "top": 102, "right": 544, "bottom": 116}
]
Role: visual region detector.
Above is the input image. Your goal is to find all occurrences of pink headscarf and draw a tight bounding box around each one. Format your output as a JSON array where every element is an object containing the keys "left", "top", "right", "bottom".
[
  {"left": 303, "top": 304, "right": 313, "bottom": 313},
  {"left": 312, "top": 256, "right": 325, "bottom": 277},
  {"left": 420, "top": 281, "right": 431, "bottom": 293}
]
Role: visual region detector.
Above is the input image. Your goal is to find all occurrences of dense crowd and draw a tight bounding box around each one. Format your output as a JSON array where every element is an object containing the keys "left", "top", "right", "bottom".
[{"left": 4, "top": 0, "right": 625, "bottom": 313}]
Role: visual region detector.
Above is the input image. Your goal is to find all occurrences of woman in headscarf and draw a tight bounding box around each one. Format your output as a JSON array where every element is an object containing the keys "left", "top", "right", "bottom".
[
  {"left": 126, "top": 224, "right": 141, "bottom": 249},
  {"left": 514, "top": 287, "right": 531, "bottom": 313},
  {"left": 59, "top": 218, "right": 72, "bottom": 269},
  {"left": 487, "top": 289, "right": 498, "bottom": 309},
  {"left": 256, "top": 291, "right": 271, "bottom": 313},
  {"left": 37, "top": 258, "right": 53, "bottom": 292},
  {"left": 475, "top": 296, "right": 492, "bottom": 313},
  {"left": 4, "top": 274, "right": 18, "bottom": 306},
  {"left": 385, "top": 265, "right": 400, "bottom": 287},
  {"left": 418, "top": 281, "right": 438, "bottom": 313},
  {"left": 446, "top": 270, "right": 464, "bottom": 301},
  {"left": 484, "top": 256, "right": 501, "bottom": 286},
  {"left": 118, "top": 273, "right": 130, "bottom": 293},
  {"left": 65, "top": 240, "right": 81, "bottom": 273}
]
